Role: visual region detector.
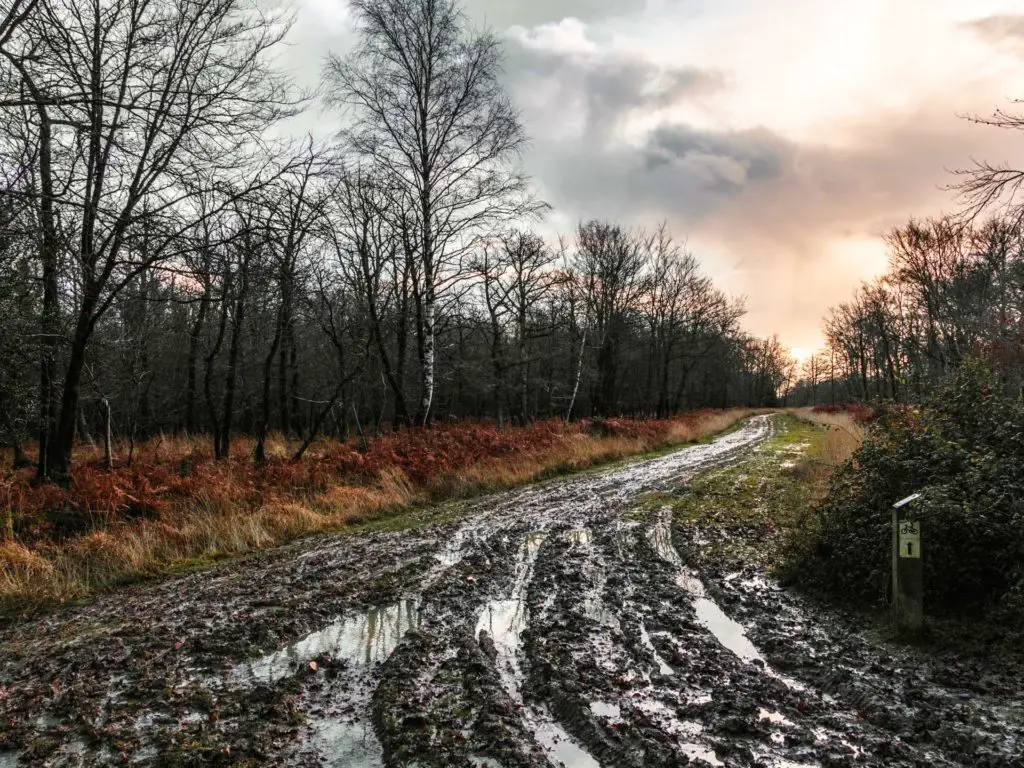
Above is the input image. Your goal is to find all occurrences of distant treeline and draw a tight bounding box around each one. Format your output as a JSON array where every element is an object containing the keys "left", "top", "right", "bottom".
[{"left": 788, "top": 216, "right": 1024, "bottom": 406}]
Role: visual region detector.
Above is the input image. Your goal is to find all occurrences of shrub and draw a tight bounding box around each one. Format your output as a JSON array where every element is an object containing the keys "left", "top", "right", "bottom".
[{"left": 791, "top": 359, "right": 1024, "bottom": 623}]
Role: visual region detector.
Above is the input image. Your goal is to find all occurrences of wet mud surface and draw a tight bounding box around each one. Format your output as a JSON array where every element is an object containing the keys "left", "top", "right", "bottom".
[{"left": 1, "top": 415, "right": 1021, "bottom": 767}]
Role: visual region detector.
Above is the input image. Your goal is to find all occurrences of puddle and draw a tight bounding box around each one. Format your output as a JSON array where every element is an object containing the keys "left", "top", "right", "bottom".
[
  {"left": 651, "top": 513, "right": 764, "bottom": 665},
  {"left": 649, "top": 510, "right": 806, "bottom": 689},
  {"left": 477, "top": 598, "right": 529, "bottom": 698},
  {"left": 587, "top": 603, "right": 620, "bottom": 631},
  {"left": 310, "top": 718, "right": 384, "bottom": 767},
  {"left": 0, "top": 753, "right": 19, "bottom": 768},
  {"left": 646, "top": 510, "right": 682, "bottom": 565},
  {"left": 535, "top": 717, "right": 602, "bottom": 768},
  {"left": 476, "top": 532, "right": 602, "bottom": 768},
  {"left": 433, "top": 530, "right": 467, "bottom": 568},
  {"left": 754, "top": 753, "right": 818, "bottom": 768},
  {"left": 813, "top": 728, "right": 866, "bottom": 758},
  {"left": 590, "top": 701, "right": 623, "bottom": 722},
  {"left": 476, "top": 532, "right": 547, "bottom": 700},
  {"left": 691, "top": 594, "right": 764, "bottom": 663},
  {"left": 639, "top": 623, "right": 674, "bottom": 675},
  {"left": 681, "top": 743, "right": 724, "bottom": 766},
  {"left": 234, "top": 598, "right": 421, "bottom": 683},
  {"left": 630, "top": 695, "right": 703, "bottom": 739},
  {"left": 759, "top": 708, "right": 794, "bottom": 726}
]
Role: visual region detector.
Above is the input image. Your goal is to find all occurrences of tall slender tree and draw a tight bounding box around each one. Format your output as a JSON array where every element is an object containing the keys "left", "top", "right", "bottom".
[{"left": 324, "top": 0, "right": 543, "bottom": 425}]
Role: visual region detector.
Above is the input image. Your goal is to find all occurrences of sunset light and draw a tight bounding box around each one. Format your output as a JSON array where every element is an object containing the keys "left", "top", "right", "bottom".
[{"left": 2, "top": 2, "right": 1023, "bottom": 763}]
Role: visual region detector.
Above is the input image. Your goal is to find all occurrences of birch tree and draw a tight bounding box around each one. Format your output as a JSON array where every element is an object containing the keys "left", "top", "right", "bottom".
[{"left": 324, "top": 0, "right": 542, "bottom": 425}]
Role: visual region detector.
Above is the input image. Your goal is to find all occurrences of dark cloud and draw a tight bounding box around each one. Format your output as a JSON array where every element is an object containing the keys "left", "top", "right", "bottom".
[
  {"left": 519, "top": 107, "right": 1024, "bottom": 345},
  {"left": 644, "top": 125, "right": 785, "bottom": 185}
]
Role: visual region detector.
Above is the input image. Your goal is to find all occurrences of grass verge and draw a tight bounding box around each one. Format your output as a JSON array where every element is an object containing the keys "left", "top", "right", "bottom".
[
  {"left": 650, "top": 412, "right": 860, "bottom": 571},
  {"left": 0, "top": 409, "right": 757, "bottom": 614}
]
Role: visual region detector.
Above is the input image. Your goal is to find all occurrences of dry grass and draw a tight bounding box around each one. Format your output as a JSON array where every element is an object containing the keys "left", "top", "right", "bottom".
[
  {"left": 0, "top": 409, "right": 756, "bottom": 611},
  {"left": 784, "top": 407, "right": 869, "bottom": 507},
  {"left": 790, "top": 408, "right": 866, "bottom": 464}
]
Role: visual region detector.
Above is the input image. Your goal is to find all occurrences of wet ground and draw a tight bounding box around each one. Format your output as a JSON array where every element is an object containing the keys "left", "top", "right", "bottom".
[{"left": 1, "top": 415, "right": 1021, "bottom": 767}]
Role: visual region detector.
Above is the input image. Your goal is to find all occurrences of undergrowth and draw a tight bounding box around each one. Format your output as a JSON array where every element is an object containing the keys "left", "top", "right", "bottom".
[
  {"left": 791, "top": 360, "right": 1024, "bottom": 631},
  {"left": 0, "top": 409, "right": 755, "bottom": 612}
]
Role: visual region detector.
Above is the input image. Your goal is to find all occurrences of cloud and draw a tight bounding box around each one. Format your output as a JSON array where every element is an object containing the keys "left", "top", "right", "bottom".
[
  {"left": 963, "top": 14, "right": 1024, "bottom": 47},
  {"left": 518, "top": 102, "right": 1024, "bottom": 347},
  {"left": 643, "top": 125, "right": 784, "bottom": 186},
  {"left": 504, "top": 20, "right": 726, "bottom": 143},
  {"left": 460, "top": 0, "right": 646, "bottom": 30}
]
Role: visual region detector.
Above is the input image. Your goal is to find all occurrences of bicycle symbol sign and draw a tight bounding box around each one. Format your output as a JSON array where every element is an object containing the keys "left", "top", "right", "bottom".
[{"left": 898, "top": 520, "right": 920, "bottom": 559}]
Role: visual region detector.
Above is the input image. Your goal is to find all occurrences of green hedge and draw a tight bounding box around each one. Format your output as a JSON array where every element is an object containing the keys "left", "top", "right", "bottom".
[{"left": 791, "top": 359, "right": 1024, "bottom": 623}]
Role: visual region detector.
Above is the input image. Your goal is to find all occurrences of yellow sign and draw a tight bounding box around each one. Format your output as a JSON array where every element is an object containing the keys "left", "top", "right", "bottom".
[{"left": 899, "top": 521, "right": 920, "bottom": 559}]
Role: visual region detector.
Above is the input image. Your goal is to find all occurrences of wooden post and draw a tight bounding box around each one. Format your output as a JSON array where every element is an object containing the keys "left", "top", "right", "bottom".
[{"left": 892, "top": 493, "right": 923, "bottom": 637}]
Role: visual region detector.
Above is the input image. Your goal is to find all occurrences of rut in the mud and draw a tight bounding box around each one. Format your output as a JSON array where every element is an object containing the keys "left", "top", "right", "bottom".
[{"left": 1, "top": 415, "right": 1021, "bottom": 768}]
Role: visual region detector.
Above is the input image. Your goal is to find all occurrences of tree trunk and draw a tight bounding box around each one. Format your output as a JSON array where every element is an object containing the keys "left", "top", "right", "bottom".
[
  {"left": 219, "top": 259, "right": 249, "bottom": 461},
  {"left": 45, "top": 304, "right": 96, "bottom": 484},
  {"left": 255, "top": 307, "right": 285, "bottom": 465},
  {"left": 25, "top": 74, "right": 60, "bottom": 483},
  {"left": 288, "top": 330, "right": 300, "bottom": 435},
  {"left": 205, "top": 285, "right": 230, "bottom": 459},
  {"left": 11, "top": 441, "right": 30, "bottom": 469},
  {"left": 566, "top": 330, "right": 587, "bottom": 423},
  {"left": 419, "top": 291, "right": 436, "bottom": 426},
  {"left": 102, "top": 397, "right": 113, "bottom": 470},
  {"left": 292, "top": 383, "right": 344, "bottom": 461},
  {"left": 517, "top": 305, "right": 529, "bottom": 424},
  {"left": 186, "top": 277, "right": 211, "bottom": 433}
]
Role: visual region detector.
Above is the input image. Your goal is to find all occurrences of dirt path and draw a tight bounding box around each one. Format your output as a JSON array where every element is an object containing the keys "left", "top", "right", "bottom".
[{"left": 1, "top": 415, "right": 1020, "bottom": 767}]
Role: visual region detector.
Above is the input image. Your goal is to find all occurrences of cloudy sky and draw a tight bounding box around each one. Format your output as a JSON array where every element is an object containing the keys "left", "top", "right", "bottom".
[{"left": 277, "top": 0, "right": 1024, "bottom": 357}]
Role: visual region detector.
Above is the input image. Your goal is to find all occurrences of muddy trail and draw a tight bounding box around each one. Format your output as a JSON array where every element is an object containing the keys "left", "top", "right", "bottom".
[{"left": 1, "top": 415, "right": 1021, "bottom": 767}]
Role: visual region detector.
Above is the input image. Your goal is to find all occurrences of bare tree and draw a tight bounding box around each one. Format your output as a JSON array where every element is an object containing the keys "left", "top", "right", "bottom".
[
  {"left": 951, "top": 101, "right": 1024, "bottom": 225},
  {"left": 573, "top": 221, "right": 653, "bottom": 416},
  {"left": 324, "top": 0, "right": 544, "bottom": 425},
  {"left": 0, "top": 0, "right": 299, "bottom": 481}
]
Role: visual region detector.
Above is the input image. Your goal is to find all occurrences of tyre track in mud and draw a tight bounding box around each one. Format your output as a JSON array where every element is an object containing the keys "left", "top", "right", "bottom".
[{"left": 1, "top": 415, "right": 1020, "bottom": 767}]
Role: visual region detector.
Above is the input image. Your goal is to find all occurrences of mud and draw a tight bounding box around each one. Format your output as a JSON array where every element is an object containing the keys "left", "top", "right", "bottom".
[{"left": 1, "top": 415, "right": 1021, "bottom": 767}]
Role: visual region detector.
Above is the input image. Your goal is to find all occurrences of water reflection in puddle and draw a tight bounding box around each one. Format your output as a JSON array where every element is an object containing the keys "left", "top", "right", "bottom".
[
  {"left": 646, "top": 511, "right": 681, "bottom": 565},
  {"left": 682, "top": 744, "right": 724, "bottom": 766},
  {"left": 434, "top": 529, "right": 467, "bottom": 568},
  {"left": 650, "top": 510, "right": 766, "bottom": 665},
  {"left": 631, "top": 696, "right": 703, "bottom": 739},
  {"left": 759, "top": 708, "right": 794, "bottom": 726},
  {"left": 476, "top": 532, "right": 547, "bottom": 701},
  {"left": 585, "top": 600, "right": 621, "bottom": 631},
  {"left": 477, "top": 598, "right": 528, "bottom": 698},
  {"left": 234, "top": 598, "right": 421, "bottom": 683},
  {"left": 647, "top": 511, "right": 792, "bottom": 677},
  {"left": 468, "top": 756, "right": 506, "bottom": 768},
  {"left": 639, "top": 623, "right": 674, "bottom": 675},
  {"left": 535, "top": 716, "right": 602, "bottom": 768}
]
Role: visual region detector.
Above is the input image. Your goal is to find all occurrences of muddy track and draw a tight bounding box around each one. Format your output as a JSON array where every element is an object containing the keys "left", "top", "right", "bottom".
[{"left": 1, "top": 415, "right": 1021, "bottom": 768}]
